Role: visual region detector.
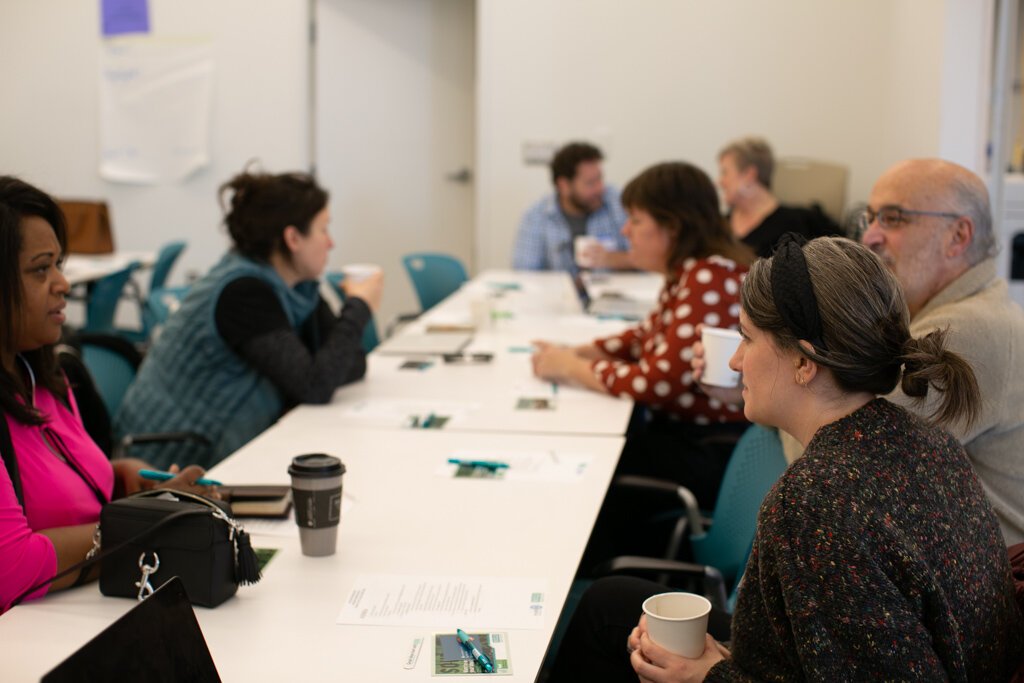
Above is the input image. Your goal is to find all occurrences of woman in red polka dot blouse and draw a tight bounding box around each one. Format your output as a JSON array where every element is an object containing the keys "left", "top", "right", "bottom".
[
  {"left": 533, "top": 162, "right": 753, "bottom": 557},
  {"left": 533, "top": 161, "right": 751, "bottom": 423}
]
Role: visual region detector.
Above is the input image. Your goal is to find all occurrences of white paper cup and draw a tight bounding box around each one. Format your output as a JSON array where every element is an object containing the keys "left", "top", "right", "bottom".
[
  {"left": 700, "top": 327, "right": 742, "bottom": 388},
  {"left": 339, "top": 263, "right": 381, "bottom": 283},
  {"left": 469, "top": 297, "right": 493, "bottom": 329},
  {"left": 642, "top": 592, "right": 712, "bottom": 658},
  {"left": 574, "top": 235, "right": 600, "bottom": 268}
]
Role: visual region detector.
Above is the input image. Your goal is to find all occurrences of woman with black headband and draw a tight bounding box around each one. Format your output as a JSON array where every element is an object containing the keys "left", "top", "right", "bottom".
[{"left": 547, "top": 235, "right": 1023, "bottom": 681}]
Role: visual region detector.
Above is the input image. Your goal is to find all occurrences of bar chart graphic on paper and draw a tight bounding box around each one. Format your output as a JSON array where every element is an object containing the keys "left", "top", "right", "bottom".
[{"left": 337, "top": 575, "right": 547, "bottom": 629}]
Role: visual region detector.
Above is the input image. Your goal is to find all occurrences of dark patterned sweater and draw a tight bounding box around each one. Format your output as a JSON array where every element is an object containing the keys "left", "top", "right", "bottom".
[{"left": 707, "top": 399, "right": 1024, "bottom": 682}]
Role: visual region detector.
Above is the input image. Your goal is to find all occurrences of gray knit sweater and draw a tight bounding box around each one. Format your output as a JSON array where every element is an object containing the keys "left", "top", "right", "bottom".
[{"left": 707, "top": 399, "right": 1024, "bottom": 682}]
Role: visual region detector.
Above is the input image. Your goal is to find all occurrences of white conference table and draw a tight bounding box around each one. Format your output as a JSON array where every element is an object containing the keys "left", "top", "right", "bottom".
[
  {"left": 328, "top": 269, "right": 660, "bottom": 437},
  {"left": 2, "top": 428, "right": 624, "bottom": 682},
  {"left": 0, "top": 267, "right": 661, "bottom": 681},
  {"left": 63, "top": 250, "right": 156, "bottom": 286}
]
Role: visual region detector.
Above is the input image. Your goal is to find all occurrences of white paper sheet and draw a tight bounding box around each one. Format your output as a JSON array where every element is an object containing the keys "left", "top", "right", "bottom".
[
  {"left": 340, "top": 398, "right": 479, "bottom": 428},
  {"left": 99, "top": 36, "right": 214, "bottom": 183},
  {"left": 337, "top": 575, "right": 548, "bottom": 630}
]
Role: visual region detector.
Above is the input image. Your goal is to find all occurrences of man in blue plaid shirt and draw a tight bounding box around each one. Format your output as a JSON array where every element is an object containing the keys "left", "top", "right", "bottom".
[{"left": 512, "top": 142, "right": 631, "bottom": 271}]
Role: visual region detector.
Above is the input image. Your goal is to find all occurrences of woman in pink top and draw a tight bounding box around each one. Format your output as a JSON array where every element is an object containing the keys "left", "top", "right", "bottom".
[{"left": 0, "top": 177, "right": 213, "bottom": 613}]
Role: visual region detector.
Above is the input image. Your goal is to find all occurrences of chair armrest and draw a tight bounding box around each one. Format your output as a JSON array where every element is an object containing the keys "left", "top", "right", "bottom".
[
  {"left": 115, "top": 432, "right": 210, "bottom": 460},
  {"left": 594, "top": 555, "right": 728, "bottom": 611},
  {"left": 614, "top": 475, "right": 705, "bottom": 536}
]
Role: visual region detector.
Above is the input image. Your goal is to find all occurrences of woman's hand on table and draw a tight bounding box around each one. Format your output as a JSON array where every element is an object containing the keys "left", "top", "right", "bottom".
[
  {"left": 113, "top": 459, "right": 220, "bottom": 500},
  {"left": 531, "top": 344, "right": 579, "bottom": 382}
]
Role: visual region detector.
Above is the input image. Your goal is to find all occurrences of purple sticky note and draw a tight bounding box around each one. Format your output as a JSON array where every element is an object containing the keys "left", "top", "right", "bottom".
[{"left": 101, "top": 0, "right": 150, "bottom": 37}]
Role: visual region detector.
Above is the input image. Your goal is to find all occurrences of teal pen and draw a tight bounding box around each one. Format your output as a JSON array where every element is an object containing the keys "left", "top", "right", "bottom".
[
  {"left": 422, "top": 412, "right": 436, "bottom": 429},
  {"left": 447, "top": 458, "right": 509, "bottom": 470},
  {"left": 507, "top": 345, "right": 536, "bottom": 353},
  {"left": 551, "top": 382, "right": 559, "bottom": 396},
  {"left": 456, "top": 628, "right": 495, "bottom": 673},
  {"left": 138, "top": 469, "right": 222, "bottom": 487}
]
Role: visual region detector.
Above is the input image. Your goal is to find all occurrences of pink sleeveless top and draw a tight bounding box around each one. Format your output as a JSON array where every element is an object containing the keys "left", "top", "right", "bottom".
[{"left": 1, "top": 384, "right": 113, "bottom": 611}]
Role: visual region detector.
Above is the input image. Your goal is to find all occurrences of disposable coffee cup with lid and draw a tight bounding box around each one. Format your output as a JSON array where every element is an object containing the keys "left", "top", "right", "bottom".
[{"left": 288, "top": 454, "right": 346, "bottom": 557}]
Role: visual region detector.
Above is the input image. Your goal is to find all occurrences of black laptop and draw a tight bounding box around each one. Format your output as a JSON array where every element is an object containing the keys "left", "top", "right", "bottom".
[
  {"left": 568, "top": 260, "right": 649, "bottom": 321},
  {"left": 42, "top": 577, "right": 221, "bottom": 683}
]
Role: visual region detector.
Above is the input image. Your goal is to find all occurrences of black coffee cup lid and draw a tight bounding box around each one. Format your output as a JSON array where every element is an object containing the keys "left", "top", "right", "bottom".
[{"left": 288, "top": 453, "right": 345, "bottom": 478}]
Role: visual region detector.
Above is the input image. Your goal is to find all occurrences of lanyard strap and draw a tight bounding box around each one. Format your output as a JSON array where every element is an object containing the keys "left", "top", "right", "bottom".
[{"left": 0, "top": 411, "right": 23, "bottom": 509}]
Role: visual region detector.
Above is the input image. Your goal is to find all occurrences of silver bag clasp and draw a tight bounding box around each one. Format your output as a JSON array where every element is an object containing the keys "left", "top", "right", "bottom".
[{"left": 135, "top": 551, "right": 160, "bottom": 601}]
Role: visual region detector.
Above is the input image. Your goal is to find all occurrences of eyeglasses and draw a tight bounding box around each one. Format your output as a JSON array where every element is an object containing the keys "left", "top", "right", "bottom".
[{"left": 854, "top": 205, "right": 961, "bottom": 232}]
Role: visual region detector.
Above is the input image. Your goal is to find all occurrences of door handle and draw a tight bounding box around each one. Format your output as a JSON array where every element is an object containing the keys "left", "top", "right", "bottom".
[{"left": 446, "top": 167, "right": 472, "bottom": 183}]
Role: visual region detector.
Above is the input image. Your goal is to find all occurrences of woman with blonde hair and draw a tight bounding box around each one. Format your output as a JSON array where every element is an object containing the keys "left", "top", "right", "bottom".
[{"left": 718, "top": 137, "right": 839, "bottom": 257}]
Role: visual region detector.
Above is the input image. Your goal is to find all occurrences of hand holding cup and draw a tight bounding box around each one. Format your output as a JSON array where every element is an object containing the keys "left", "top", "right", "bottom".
[
  {"left": 692, "top": 324, "right": 744, "bottom": 405},
  {"left": 340, "top": 264, "right": 384, "bottom": 312}
]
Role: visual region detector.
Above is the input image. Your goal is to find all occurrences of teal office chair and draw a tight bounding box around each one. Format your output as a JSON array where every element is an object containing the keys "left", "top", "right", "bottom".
[
  {"left": 600, "top": 424, "right": 789, "bottom": 607},
  {"left": 401, "top": 252, "right": 468, "bottom": 311},
  {"left": 325, "top": 272, "right": 380, "bottom": 353},
  {"left": 121, "top": 241, "right": 188, "bottom": 344},
  {"left": 543, "top": 427, "right": 786, "bottom": 673},
  {"left": 79, "top": 337, "right": 142, "bottom": 419},
  {"left": 58, "top": 333, "right": 208, "bottom": 460},
  {"left": 142, "top": 284, "right": 190, "bottom": 332},
  {"left": 82, "top": 262, "right": 142, "bottom": 334},
  {"left": 147, "top": 241, "right": 187, "bottom": 293}
]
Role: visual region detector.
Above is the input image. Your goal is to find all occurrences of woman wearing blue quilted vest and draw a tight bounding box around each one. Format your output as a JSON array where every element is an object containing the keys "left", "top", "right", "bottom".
[{"left": 116, "top": 169, "right": 381, "bottom": 470}]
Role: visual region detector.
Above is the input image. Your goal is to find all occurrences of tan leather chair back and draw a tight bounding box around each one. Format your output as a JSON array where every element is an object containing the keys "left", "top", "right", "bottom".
[
  {"left": 773, "top": 158, "right": 849, "bottom": 224},
  {"left": 59, "top": 200, "right": 115, "bottom": 255}
]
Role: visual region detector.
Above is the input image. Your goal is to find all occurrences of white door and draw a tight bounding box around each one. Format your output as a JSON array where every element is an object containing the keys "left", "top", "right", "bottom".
[{"left": 315, "top": 0, "right": 476, "bottom": 327}]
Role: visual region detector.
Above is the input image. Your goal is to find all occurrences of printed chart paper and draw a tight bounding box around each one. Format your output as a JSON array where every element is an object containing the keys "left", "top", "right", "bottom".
[{"left": 338, "top": 576, "right": 548, "bottom": 630}]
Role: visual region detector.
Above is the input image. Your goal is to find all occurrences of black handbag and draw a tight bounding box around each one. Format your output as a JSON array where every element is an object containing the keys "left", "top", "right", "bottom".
[
  {"left": 99, "top": 489, "right": 261, "bottom": 607},
  {"left": 2, "top": 411, "right": 260, "bottom": 610}
]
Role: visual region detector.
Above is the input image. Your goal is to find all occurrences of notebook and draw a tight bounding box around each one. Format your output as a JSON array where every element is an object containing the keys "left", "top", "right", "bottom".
[
  {"left": 219, "top": 485, "right": 293, "bottom": 519},
  {"left": 42, "top": 577, "right": 221, "bottom": 683}
]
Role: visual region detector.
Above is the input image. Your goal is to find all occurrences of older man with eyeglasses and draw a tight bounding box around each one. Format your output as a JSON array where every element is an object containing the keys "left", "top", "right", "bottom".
[
  {"left": 701, "top": 159, "right": 1024, "bottom": 543},
  {"left": 854, "top": 158, "right": 1024, "bottom": 544}
]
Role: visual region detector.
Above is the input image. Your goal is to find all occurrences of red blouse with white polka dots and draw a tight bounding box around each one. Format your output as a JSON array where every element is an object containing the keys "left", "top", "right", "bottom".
[{"left": 591, "top": 256, "right": 748, "bottom": 424}]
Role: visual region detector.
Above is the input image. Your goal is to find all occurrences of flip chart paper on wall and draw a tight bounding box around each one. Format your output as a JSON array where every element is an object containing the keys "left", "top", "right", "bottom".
[
  {"left": 99, "top": 37, "right": 214, "bottom": 184},
  {"left": 100, "top": 0, "right": 150, "bottom": 37}
]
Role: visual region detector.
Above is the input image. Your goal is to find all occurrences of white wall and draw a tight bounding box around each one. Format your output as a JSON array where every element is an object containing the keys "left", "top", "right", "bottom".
[
  {"left": 476, "top": 0, "right": 962, "bottom": 270},
  {"left": 939, "top": 0, "right": 994, "bottom": 171},
  {"left": 315, "top": 0, "right": 476, "bottom": 327},
  {"left": 0, "top": 0, "right": 310, "bottom": 286},
  {"left": 3, "top": 0, "right": 998, "bottom": 293}
]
